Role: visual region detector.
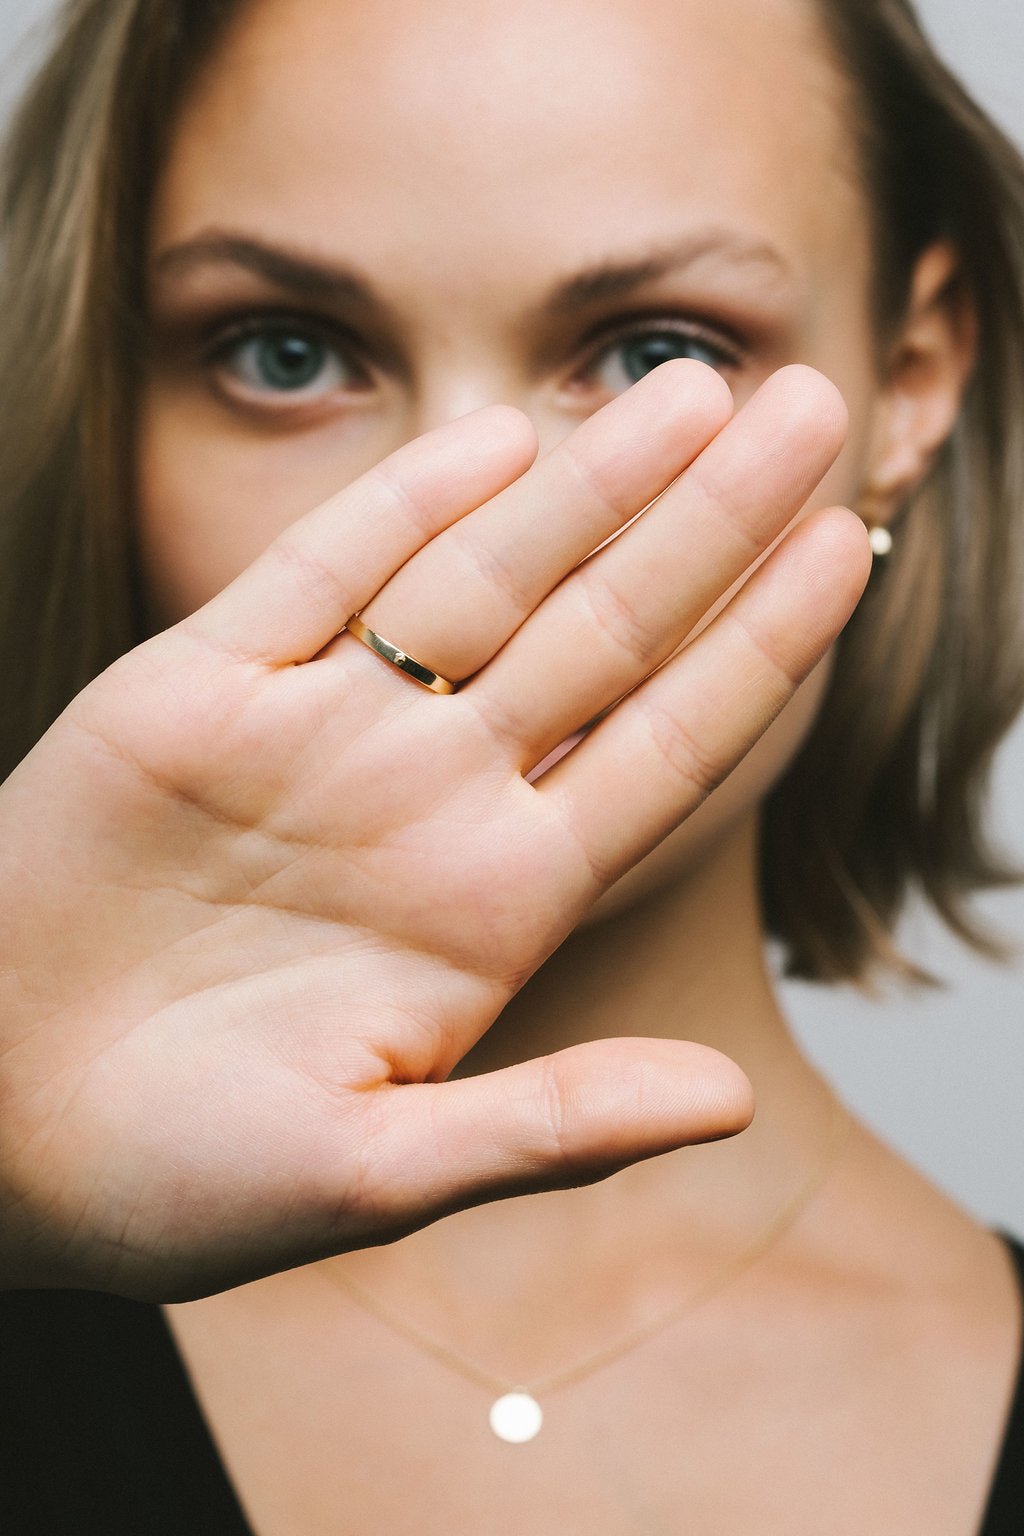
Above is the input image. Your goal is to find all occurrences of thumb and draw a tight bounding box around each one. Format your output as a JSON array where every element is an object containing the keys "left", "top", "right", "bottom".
[{"left": 366, "top": 1038, "right": 755, "bottom": 1224}]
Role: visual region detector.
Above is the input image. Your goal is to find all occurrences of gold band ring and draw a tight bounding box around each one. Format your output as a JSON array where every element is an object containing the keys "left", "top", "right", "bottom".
[{"left": 345, "top": 613, "right": 457, "bottom": 694}]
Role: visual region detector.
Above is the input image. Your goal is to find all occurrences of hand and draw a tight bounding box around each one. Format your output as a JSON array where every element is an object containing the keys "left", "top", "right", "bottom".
[{"left": 0, "top": 360, "right": 870, "bottom": 1300}]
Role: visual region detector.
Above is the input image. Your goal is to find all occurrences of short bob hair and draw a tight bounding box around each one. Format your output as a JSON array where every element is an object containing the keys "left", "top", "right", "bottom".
[{"left": 1, "top": 0, "right": 1023, "bottom": 983}]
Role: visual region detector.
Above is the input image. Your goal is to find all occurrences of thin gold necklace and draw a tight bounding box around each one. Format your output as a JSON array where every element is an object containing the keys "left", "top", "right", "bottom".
[{"left": 317, "top": 1095, "right": 853, "bottom": 1443}]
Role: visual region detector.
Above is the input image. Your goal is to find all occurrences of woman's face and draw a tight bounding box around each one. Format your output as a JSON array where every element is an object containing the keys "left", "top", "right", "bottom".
[{"left": 138, "top": 0, "right": 882, "bottom": 912}]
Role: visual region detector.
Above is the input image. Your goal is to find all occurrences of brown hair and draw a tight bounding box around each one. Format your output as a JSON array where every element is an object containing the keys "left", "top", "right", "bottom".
[
  {"left": 1, "top": 0, "right": 1022, "bottom": 982},
  {"left": 0, "top": 0, "right": 234, "bottom": 764},
  {"left": 762, "top": 0, "right": 1024, "bottom": 979}
]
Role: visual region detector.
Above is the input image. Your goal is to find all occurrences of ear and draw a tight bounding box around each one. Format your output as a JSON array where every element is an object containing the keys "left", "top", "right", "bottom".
[{"left": 860, "top": 237, "right": 978, "bottom": 526}]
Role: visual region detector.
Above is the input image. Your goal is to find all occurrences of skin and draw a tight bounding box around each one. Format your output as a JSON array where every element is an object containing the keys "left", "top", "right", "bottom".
[
  {"left": 0, "top": 0, "right": 1016, "bottom": 1528},
  {"left": 136, "top": 0, "right": 963, "bottom": 921},
  {"left": 0, "top": 0, "right": 880, "bottom": 1299},
  {"left": 135, "top": 0, "right": 974, "bottom": 1077}
]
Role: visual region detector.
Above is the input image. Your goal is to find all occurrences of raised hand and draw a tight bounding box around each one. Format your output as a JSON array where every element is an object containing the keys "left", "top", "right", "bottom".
[{"left": 0, "top": 360, "right": 870, "bottom": 1300}]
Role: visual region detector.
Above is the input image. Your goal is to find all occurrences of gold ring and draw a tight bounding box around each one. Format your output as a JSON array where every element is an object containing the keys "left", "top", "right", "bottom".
[{"left": 345, "top": 614, "right": 457, "bottom": 694}]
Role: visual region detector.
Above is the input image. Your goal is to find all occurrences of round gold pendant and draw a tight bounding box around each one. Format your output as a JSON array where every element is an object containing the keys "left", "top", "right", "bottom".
[{"left": 489, "top": 1392, "right": 543, "bottom": 1443}]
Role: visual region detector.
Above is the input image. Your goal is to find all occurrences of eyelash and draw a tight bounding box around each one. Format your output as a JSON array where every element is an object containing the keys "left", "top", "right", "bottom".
[
  {"left": 579, "top": 314, "right": 744, "bottom": 381},
  {"left": 200, "top": 307, "right": 745, "bottom": 409},
  {"left": 203, "top": 312, "right": 369, "bottom": 389}
]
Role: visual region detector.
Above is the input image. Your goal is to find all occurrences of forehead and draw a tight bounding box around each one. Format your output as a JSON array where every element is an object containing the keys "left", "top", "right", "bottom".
[{"left": 153, "top": 0, "right": 865, "bottom": 300}]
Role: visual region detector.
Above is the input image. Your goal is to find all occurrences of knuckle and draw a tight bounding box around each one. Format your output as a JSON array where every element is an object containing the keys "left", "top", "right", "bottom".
[
  {"left": 366, "top": 457, "right": 441, "bottom": 541},
  {"left": 559, "top": 435, "right": 637, "bottom": 528},
  {"left": 445, "top": 520, "right": 535, "bottom": 619},
  {"left": 686, "top": 458, "right": 766, "bottom": 564},
  {"left": 538, "top": 1052, "right": 583, "bottom": 1166},
  {"left": 576, "top": 566, "right": 665, "bottom": 668},
  {"left": 731, "top": 609, "right": 803, "bottom": 693},
  {"left": 546, "top": 782, "right": 623, "bottom": 895},
  {"left": 467, "top": 686, "right": 528, "bottom": 760},
  {"left": 637, "top": 696, "right": 725, "bottom": 799},
  {"left": 270, "top": 535, "right": 352, "bottom": 619}
]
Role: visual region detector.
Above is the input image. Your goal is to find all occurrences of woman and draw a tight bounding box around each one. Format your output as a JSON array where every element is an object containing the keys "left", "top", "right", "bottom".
[{"left": 0, "top": 0, "right": 1021, "bottom": 1529}]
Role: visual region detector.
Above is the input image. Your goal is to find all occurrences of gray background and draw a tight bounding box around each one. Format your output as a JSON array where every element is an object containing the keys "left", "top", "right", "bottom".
[{"left": 1, "top": 0, "right": 1022, "bottom": 1231}]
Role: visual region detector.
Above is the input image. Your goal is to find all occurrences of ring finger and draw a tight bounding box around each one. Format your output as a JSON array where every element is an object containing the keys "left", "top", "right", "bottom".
[{"left": 340, "top": 358, "right": 734, "bottom": 687}]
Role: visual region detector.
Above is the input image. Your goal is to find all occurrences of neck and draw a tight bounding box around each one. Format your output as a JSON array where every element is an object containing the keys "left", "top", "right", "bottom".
[{"left": 456, "top": 809, "right": 793, "bottom": 1084}]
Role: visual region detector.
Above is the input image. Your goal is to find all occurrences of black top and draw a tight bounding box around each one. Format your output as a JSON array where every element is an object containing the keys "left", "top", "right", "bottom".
[{"left": 1, "top": 1233, "right": 1021, "bottom": 1533}]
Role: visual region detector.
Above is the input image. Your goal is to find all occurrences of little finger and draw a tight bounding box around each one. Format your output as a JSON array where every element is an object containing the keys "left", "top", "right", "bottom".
[{"left": 534, "top": 508, "right": 871, "bottom": 894}]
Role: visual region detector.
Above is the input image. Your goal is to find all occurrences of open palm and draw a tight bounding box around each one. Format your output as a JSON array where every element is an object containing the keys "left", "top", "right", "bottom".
[{"left": 0, "top": 360, "right": 870, "bottom": 1299}]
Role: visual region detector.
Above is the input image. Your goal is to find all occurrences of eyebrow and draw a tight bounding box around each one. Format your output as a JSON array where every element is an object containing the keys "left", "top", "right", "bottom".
[
  {"left": 546, "top": 233, "right": 792, "bottom": 312},
  {"left": 151, "top": 228, "right": 793, "bottom": 315},
  {"left": 152, "top": 235, "right": 375, "bottom": 305}
]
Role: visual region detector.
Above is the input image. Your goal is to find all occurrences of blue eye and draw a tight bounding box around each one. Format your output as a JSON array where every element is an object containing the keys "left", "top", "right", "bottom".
[
  {"left": 589, "top": 326, "right": 737, "bottom": 393},
  {"left": 211, "top": 323, "right": 356, "bottom": 402}
]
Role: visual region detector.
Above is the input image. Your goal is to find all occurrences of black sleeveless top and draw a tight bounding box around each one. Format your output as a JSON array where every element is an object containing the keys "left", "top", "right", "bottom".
[{"left": 1, "top": 1232, "right": 1021, "bottom": 1533}]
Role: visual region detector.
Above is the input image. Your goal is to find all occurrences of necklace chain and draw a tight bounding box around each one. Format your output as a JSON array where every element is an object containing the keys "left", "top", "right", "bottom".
[{"left": 316, "top": 1093, "right": 853, "bottom": 1402}]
